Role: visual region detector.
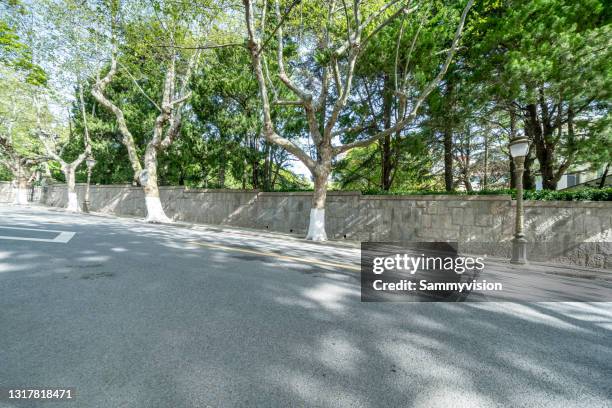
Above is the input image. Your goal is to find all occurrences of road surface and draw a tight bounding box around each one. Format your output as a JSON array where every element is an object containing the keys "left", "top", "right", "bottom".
[{"left": 0, "top": 205, "right": 611, "bottom": 407}]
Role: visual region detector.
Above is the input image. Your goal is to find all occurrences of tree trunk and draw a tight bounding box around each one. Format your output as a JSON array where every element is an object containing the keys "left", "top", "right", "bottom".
[
  {"left": 263, "top": 144, "right": 271, "bottom": 191},
  {"left": 218, "top": 147, "right": 226, "bottom": 188},
  {"left": 526, "top": 98, "right": 558, "bottom": 190},
  {"left": 242, "top": 158, "right": 248, "bottom": 189},
  {"left": 381, "top": 74, "right": 393, "bottom": 190},
  {"left": 444, "top": 128, "right": 453, "bottom": 192},
  {"left": 13, "top": 174, "right": 29, "bottom": 205},
  {"left": 522, "top": 114, "right": 537, "bottom": 190},
  {"left": 536, "top": 92, "right": 558, "bottom": 190},
  {"left": 482, "top": 132, "right": 488, "bottom": 190},
  {"left": 271, "top": 161, "right": 281, "bottom": 190},
  {"left": 523, "top": 152, "right": 536, "bottom": 190},
  {"left": 599, "top": 163, "right": 609, "bottom": 189},
  {"left": 252, "top": 159, "right": 259, "bottom": 189},
  {"left": 142, "top": 147, "right": 171, "bottom": 223},
  {"left": 540, "top": 161, "right": 557, "bottom": 190},
  {"left": 63, "top": 164, "right": 80, "bottom": 212},
  {"left": 443, "top": 80, "right": 455, "bottom": 192},
  {"left": 218, "top": 164, "right": 225, "bottom": 188},
  {"left": 463, "top": 173, "right": 473, "bottom": 192},
  {"left": 381, "top": 135, "right": 392, "bottom": 190},
  {"left": 306, "top": 162, "right": 330, "bottom": 241},
  {"left": 508, "top": 104, "right": 517, "bottom": 189}
]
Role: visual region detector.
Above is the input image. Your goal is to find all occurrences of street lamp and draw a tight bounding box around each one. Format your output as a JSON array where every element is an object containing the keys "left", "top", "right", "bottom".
[
  {"left": 83, "top": 156, "right": 96, "bottom": 213},
  {"left": 509, "top": 137, "right": 530, "bottom": 264}
]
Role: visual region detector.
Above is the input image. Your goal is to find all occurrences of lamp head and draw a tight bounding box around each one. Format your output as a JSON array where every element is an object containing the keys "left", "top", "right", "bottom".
[
  {"left": 86, "top": 157, "right": 97, "bottom": 169},
  {"left": 509, "top": 137, "right": 529, "bottom": 159}
]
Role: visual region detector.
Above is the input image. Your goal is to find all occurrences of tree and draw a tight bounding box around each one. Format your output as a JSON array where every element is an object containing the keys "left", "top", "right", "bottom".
[
  {"left": 333, "top": 135, "right": 435, "bottom": 191},
  {"left": 244, "top": 0, "right": 473, "bottom": 240},
  {"left": 35, "top": 85, "right": 91, "bottom": 211},
  {"left": 0, "top": 1, "right": 47, "bottom": 86},
  {"left": 0, "top": 65, "right": 46, "bottom": 203},
  {"left": 191, "top": 45, "right": 308, "bottom": 190},
  {"left": 466, "top": 0, "right": 611, "bottom": 190},
  {"left": 91, "top": 1, "right": 207, "bottom": 222}
]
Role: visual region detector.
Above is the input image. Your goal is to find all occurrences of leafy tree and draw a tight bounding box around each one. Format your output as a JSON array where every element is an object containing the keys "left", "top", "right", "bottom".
[
  {"left": 0, "top": 65, "right": 46, "bottom": 201},
  {"left": 191, "top": 46, "right": 308, "bottom": 190},
  {"left": 244, "top": 0, "right": 474, "bottom": 240},
  {"left": 91, "top": 0, "right": 211, "bottom": 222},
  {"left": 467, "top": 0, "right": 611, "bottom": 190},
  {"left": 0, "top": 1, "right": 46, "bottom": 85}
]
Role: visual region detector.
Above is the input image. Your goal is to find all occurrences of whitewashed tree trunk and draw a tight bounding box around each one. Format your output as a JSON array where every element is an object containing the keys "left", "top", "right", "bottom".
[
  {"left": 142, "top": 148, "right": 171, "bottom": 223},
  {"left": 63, "top": 165, "right": 80, "bottom": 212},
  {"left": 306, "top": 163, "right": 330, "bottom": 241},
  {"left": 13, "top": 176, "right": 29, "bottom": 205}
]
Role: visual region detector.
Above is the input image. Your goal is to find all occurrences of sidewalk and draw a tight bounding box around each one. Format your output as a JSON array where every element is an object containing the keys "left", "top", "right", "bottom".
[{"left": 6, "top": 203, "right": 611, "bottom": 282}]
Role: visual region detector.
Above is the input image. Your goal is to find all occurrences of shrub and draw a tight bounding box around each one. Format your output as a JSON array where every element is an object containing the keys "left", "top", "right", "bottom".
[
  {"left": 361, "top": 187, "right": 612, "bottom": 201},
  {"left": 521, "top": 188, "right": 612, "bottom": 201}
]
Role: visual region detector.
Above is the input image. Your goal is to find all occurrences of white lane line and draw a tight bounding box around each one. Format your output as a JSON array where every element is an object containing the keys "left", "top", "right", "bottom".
[
  {"left": 53, "top": 231, "right": 76, "bottom": 243},
  {"left": 0, "top": 225, "right": 56, "bottom": 232},
  {"left": 0, "top": 226, "right": 76, "bottom": 243}
]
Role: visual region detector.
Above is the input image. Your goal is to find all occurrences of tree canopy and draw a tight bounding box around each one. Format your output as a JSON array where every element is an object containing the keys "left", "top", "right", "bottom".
[{"left": 0, "top": 0, "right": 609, "bottom": 196}]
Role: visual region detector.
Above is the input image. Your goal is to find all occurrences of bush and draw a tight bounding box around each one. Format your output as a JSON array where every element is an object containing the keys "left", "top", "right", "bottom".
[
  {"left": 216, "top": 186, "right": 611, "bottom": 201},
  {"left": 361, "top": 188, "right": 514, "bottom": 196},
  {"left": 521, "top": 188, "right": 612, "bottom": 201},
  {"left": 361, "top": 187, "right": 612, "bottom": 201}
]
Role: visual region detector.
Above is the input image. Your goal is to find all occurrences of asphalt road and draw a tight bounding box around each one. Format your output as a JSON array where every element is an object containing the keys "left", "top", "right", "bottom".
[{"left": 0, "top": 205, "right": 611, "bottom": 407}]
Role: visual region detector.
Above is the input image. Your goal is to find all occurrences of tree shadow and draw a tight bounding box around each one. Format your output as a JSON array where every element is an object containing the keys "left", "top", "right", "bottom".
[{"left": 0, "top": 206, "right": 610, "bottom": 407}]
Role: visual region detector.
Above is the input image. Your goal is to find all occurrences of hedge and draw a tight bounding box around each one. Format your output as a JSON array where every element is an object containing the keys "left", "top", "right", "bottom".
[
  {"left": 521, "top": 188, "right": 611, "bottom": 201},
  {"left": 360, "top": 187, "right": 612, "bottom": 201},
  {"left": 270, "top": 187, "right": 611, "bottom": 200}
]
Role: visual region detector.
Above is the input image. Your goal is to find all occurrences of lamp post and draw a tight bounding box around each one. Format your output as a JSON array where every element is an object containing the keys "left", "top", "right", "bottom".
[
  {"left": 83, "top": 156, "right": 96, "bottom": 213},
  {"left": 509, "top": 137, "right": 530, "bottom": 264}
]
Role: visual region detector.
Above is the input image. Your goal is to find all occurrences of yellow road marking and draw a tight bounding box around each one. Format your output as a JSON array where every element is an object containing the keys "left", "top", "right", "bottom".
[{"left": 189, "top": 241, "right": 361, "bottom": 272}]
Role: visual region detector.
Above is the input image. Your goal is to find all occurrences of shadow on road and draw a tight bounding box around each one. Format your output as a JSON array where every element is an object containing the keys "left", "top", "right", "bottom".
[{"left": 0, "top": 206, "right": 610, "bottom": 407}]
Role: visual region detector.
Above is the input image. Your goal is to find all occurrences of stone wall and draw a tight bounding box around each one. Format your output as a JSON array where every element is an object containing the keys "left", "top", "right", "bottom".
[
  {"left": 0, "top": 182, "right": 14, "bottom": 202},
  {"left": 2, "top": 182, "right": 610, "bottom": 268},
  {"left": 0, "top": 181, "right": 43, "bottom": 203}
]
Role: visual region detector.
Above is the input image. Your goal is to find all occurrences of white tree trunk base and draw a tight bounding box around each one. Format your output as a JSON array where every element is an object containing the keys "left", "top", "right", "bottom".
[
  {"left": 145, "top": 196, "right": 172, "bottom": 223},
  {"left": 66, "top": 192, "right": 80, "bottom": 212},
  {"left": 306, "top": 208, "right": 327, "bottom": 241},
  {"left": 13, "top": 187, "right": 29, "bottom": 205}
]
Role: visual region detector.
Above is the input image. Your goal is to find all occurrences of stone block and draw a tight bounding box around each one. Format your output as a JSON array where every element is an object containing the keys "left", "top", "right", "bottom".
[
  {"left": 475, "top": 214, "right": 493, "bottom": 227},
  {"left": 451, "top": 208, "right": 463, "bottom": 225}
]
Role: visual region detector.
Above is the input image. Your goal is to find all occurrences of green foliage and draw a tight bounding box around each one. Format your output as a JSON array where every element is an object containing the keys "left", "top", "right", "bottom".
[
  {"left": 466, "top": 0, "right": 611, "bottom": 181},
  {"left": 0, "top": 65, "right": 45, "bottom": 165},
  {"left": 0, "top": 0, "right": 48, "bottom": 86},
  {"left": 0, "top": 163, "right": 12, "bottom": 180},
  {"left": 522, "top": 188, "right": 612, "bottom": 201},
  {"left": 3, "top": 0, "right": 609, "bottom": 202},
  {"left": 189, "top": 45, "right": 308, "bottom": 190},
  {"left": 333, "top": 136, "right": 438, "bottom": 190},
  {"left": 362, "top": 187, "right": 612, "bottom": 201},
  {"left": 361, "top": 188, "right": 515, "bottom": 196}
]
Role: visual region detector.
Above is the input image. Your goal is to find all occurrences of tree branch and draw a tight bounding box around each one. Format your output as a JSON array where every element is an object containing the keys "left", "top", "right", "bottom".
[
  {"left": 334, "top": 0, "right": 474, "bottom": 154},
  {"left": 91, "top": 51, "right": 143, "bottom": 179},
  {"left": 244, "top": 0, "right": 316, "bottom": 170},
  {"left": 118, "top": 61, "right": 162, "bottom": 112}
]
